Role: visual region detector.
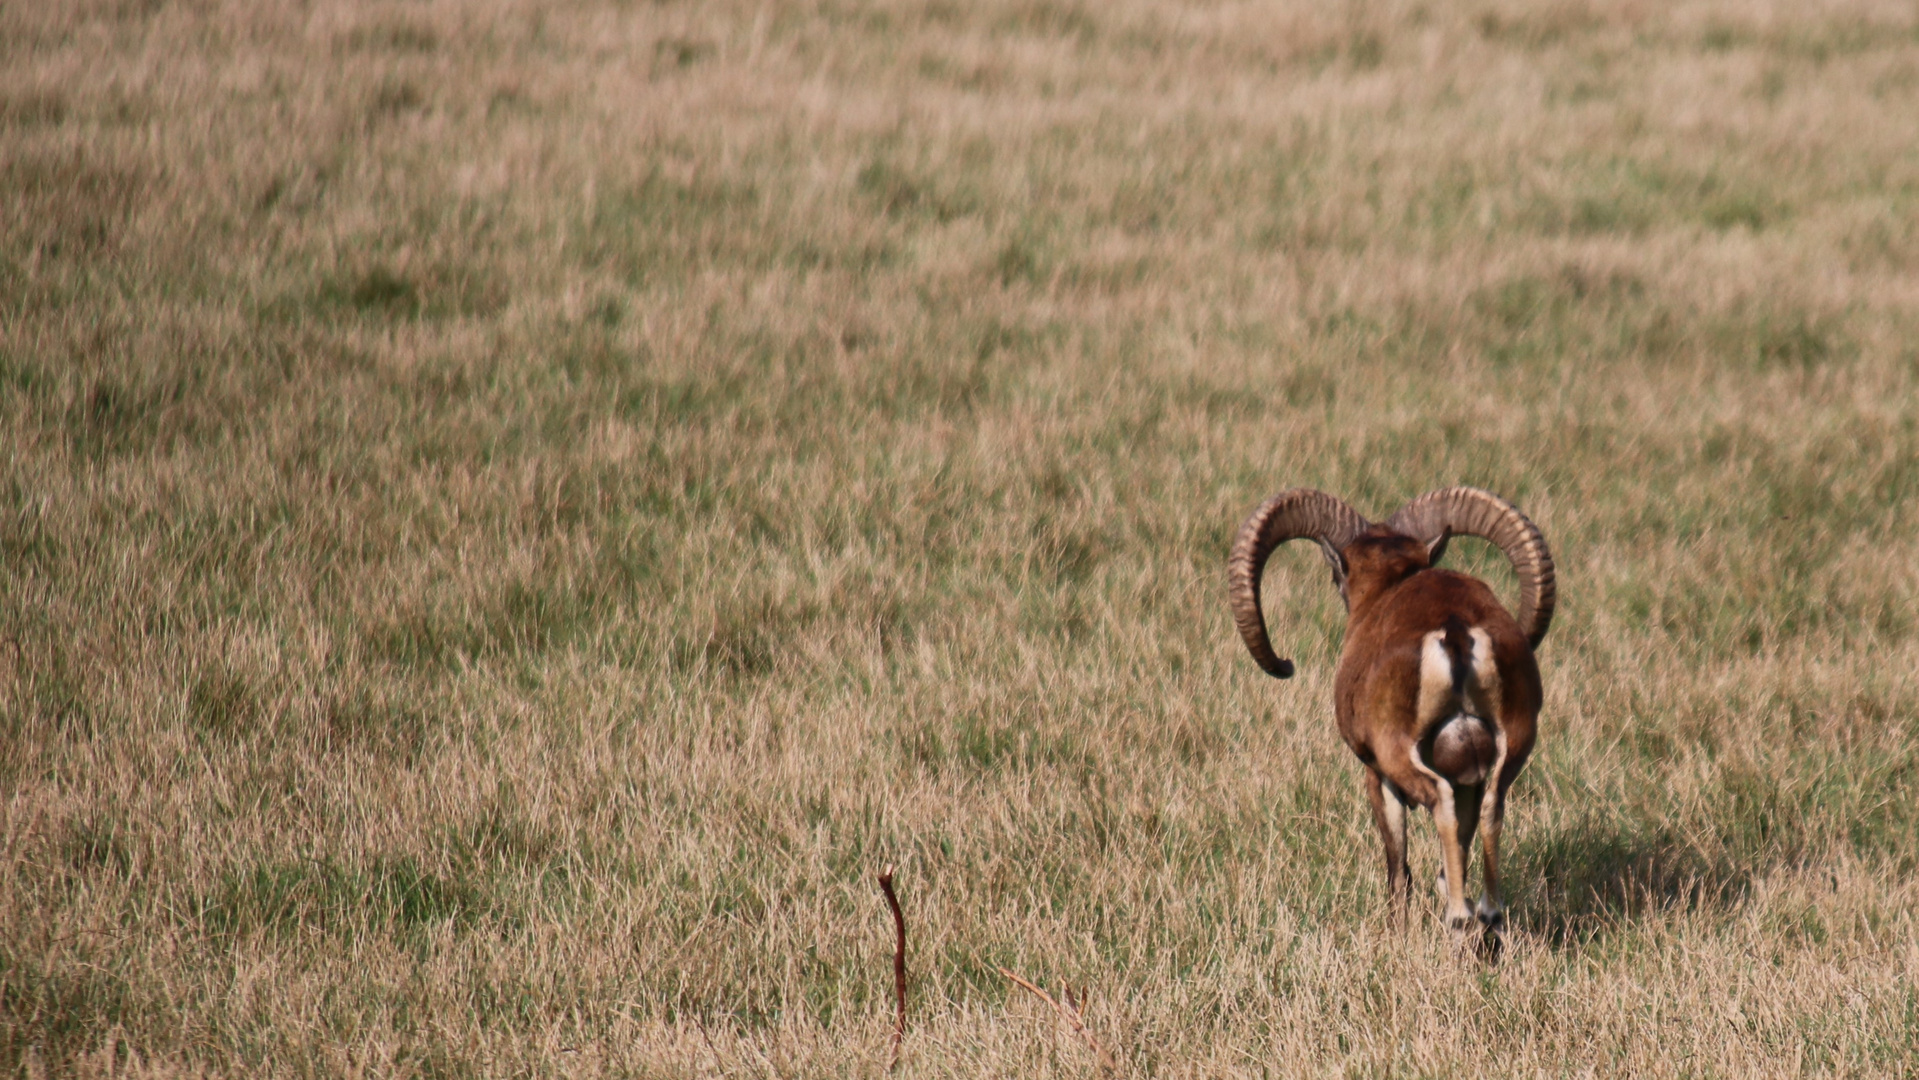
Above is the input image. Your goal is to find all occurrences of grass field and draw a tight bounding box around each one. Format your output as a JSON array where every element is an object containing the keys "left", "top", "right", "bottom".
[{"left": 6, "top": 0, "right": 1919, "bottom": 1075}]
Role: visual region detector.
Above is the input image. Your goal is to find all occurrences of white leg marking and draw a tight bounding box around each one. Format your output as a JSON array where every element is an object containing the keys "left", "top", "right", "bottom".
[
  {"left": 1476, "top": 728, "right": 1510, "bottom": 939},
  {"left": 1407, "top": 753, "right": 1474, "bottom": 931},
  {"left": 1382, "top": 779, "right": 1407, "bottom": 853}
]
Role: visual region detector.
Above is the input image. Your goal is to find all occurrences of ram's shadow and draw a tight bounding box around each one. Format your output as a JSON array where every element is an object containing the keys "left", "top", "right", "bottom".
[{"left": 1506, "top": 815, "right": 1755, "bottom": 948}]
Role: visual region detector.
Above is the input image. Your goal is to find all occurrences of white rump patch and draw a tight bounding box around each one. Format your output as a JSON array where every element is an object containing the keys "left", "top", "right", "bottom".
[{"left": 1416, "top": 626, "right": 1500, "bottom": 727}]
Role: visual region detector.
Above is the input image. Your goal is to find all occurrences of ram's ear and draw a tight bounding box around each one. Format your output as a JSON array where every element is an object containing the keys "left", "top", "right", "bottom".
[
  {"left": 1425, "top": 526, "right": 1452, "bottom": 567},
  {"left": 1317, "top": 538, "right": 1349, "bottom": 600}
]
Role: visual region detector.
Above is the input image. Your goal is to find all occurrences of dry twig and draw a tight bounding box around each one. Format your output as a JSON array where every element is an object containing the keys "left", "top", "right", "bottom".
[
  {"left": 998, "top": 966, "right": 1120, "bottom": 1074},
  {"left": 878, "top": 865, "right": 907, "bottom": 1070}
]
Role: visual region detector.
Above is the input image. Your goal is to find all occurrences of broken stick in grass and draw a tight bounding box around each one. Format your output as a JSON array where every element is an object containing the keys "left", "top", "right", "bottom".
[
  {"left": 878, "top": 866, "right": 906, "bottom": 1070},
  {"left": 999, "top": 967, "right": 1120, "bottom": 1074}
]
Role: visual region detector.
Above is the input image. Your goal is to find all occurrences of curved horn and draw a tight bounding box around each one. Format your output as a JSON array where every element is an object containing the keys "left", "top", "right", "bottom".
[
  {"left": 1386, "top": 486, "right": 1556, "bottom": 648},
  {"left": 1228, "top": 489, "right": 1370, "bottom": 678}
]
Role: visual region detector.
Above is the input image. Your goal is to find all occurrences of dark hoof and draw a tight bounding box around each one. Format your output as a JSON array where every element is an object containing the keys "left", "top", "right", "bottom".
[{"left": 1477, "top": 927, "right": 1505, "bottom": 963}]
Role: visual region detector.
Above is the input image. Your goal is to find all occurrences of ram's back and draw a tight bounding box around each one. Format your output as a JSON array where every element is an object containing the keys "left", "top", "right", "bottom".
[{"left": 1334, "top": 569, "right": 1541, "bottom": 751}]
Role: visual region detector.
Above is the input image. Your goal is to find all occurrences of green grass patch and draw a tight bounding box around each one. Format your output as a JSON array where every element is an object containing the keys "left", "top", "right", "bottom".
[{"left": 199, "top": 855, "right": 493, "bottom": 940}]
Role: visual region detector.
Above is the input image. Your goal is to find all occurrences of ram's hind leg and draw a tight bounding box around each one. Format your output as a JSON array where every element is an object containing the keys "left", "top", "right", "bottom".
[
  {"left": 1439, "top": 781, "right": 1482, "bottom": 909},
  {"left": 1464, "top": 631, "right": 1526, "bottom": 961},
  {"left": 1402, "top": 755, "right": 1475, "bottom": 939},
  {"left": 1365, "top": 769, "right": 1410, "bottom": 926},
  {"left": 1474, "top": 728, "right": 1514, "bottom": 959}
]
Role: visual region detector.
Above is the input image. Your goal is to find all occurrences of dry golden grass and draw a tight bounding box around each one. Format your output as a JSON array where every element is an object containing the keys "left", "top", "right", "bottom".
[{"left": 5, "top": 0, "right": 1919, "bottom": 1075}]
